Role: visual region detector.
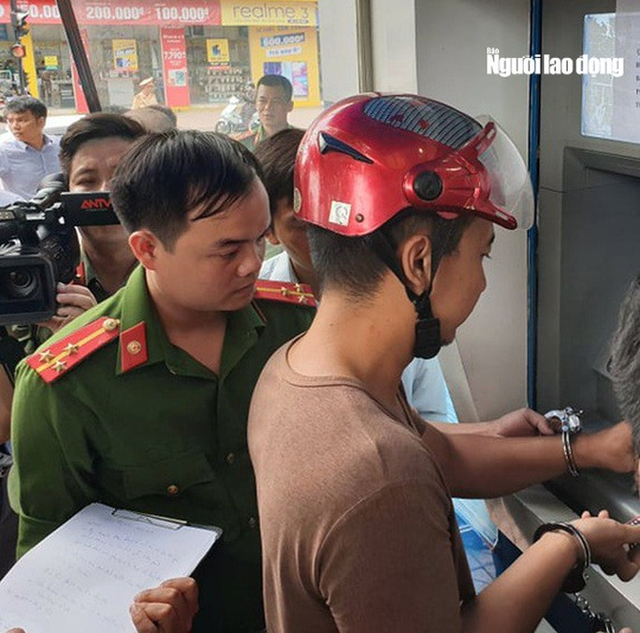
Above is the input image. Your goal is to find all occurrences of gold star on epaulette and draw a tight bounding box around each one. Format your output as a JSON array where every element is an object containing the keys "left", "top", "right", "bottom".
[
  {"left": 280, "top": 286, "right": 290, "bottom": 297},
  {"left": 53, "top": 360, "right": 67, "bottom": 373},
  {"left": 64, "top": 342, "right": 80, "bottom": 355},
  {"left": 39, "top": 349, "right": 54, "bottom": 364}
]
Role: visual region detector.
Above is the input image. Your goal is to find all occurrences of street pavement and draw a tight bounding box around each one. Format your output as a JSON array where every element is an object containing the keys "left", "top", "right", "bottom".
[
  {"left": 176, "top": 104, "right": 323, "bottom": 132},
  {"left": 36, "top": 105, "right": 324, "bottom": 134}
]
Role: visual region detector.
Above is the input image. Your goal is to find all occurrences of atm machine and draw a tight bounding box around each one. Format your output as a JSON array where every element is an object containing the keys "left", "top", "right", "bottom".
[{"left": 500, "top": 0, "right": 640, "bottom": 629}]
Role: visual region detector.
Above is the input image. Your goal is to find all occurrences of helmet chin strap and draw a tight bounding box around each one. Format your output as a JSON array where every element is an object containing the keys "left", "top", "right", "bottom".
[{"left": 362, "top": 231, "right": 442, "bottom": 360}]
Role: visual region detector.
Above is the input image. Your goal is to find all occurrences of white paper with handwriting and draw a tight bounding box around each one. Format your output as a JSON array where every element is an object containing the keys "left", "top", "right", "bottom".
[{"left": 0, "top": 503, "right": 221, "bottom": 632}]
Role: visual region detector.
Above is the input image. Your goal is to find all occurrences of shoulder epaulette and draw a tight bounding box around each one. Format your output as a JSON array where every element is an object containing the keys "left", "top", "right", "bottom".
[
  {"left": 254, "top": 280, "right": 317, "bottom": 308},
  {"left": 25, "top": 316, "right": 121, "bottom": 383}
]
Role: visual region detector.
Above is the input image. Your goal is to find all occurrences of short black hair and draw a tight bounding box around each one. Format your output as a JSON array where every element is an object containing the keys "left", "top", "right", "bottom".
[
  {"left": 110, "top": 130, "right": 264, "bottom": 249},
  {"left": 4, "top": 95, "right": 47, "bottom": 119},
  {"left": 102, "top": 104, "right": 129, "bottom": 115},
  {"left": 146, "top": 104, "right": 178, "bottom": 127},
  {"left": 59, "top": 113, "right": 145, "bottom": 182},
  {"left": 253, "top": 127, "right": 304, "bottom": 219},
  {"left": 308, "top": 211, "right": 474, "bottom": 300},
  {"left": 257, "top": 74, "right": 293, "bottom": 102}
]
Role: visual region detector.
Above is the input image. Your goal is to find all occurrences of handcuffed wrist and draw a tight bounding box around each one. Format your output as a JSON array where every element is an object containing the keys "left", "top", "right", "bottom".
[
  {"left": 562, "top": 429, "right": 580, "bottom": 477},
  {"left": 533, "top": 522, "right": 591, "bottom": 593}
]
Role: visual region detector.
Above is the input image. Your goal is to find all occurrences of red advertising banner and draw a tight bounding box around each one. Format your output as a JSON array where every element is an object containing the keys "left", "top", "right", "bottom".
[
  {"left": 71, "top": 29, "right": 90, "bottom": 113},
  {"left": 0, "top": 0, "right": 222, "bottom": 26},
  {"left": 160, "top": 28, "right": 190, "bottom": 109}
]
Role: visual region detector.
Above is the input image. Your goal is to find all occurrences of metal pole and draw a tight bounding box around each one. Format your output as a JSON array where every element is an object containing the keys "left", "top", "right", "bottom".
[
  {"left": 55, "top": 0, "right": 101, "bottom": 111},
  {"left": 355, "top": 0, "right": 374, "bottom": 93},
  {"left": 9, "top": 0, "right": 27, "bottom": 95}
]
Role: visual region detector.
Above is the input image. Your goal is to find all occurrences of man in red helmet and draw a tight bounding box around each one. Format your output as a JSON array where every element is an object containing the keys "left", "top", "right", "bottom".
[{"left": 247, "top": 95, "right": 640, "bottom": 631}]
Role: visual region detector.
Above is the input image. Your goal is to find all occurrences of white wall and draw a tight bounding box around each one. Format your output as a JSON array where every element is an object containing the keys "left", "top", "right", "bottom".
[
  {"left": 317, "top": 0, "right": 360, "bottom": 103},
  {"left": 371, "top": 0, "right": 418, "bottom": 92},
  {"left": 413, "top": 0, "right": 531, "bottom": 419}
]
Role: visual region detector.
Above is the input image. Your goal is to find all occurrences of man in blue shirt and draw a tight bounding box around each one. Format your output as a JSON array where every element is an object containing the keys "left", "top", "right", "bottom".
[{"left": 0, "top": 96, "right": 61, "bottom": 199}]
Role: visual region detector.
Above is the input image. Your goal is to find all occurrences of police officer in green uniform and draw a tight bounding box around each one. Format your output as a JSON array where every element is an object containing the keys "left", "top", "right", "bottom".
[
  {"left": 235, "top": 75, "right": 294, "bottom": 152},
  {"left": 9, "top": 131, "right": 315, "bottom": 632}
]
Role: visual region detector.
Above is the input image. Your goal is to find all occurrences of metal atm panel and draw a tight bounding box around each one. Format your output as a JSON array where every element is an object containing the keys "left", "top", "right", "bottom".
[{"left": 501, "top": 1, "right": 640, "bottom": 628}]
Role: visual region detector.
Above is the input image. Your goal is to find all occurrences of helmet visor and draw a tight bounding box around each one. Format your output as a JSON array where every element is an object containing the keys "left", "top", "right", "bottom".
[{"left": 473, "top": 116, "right": 534, "bottom": 230}]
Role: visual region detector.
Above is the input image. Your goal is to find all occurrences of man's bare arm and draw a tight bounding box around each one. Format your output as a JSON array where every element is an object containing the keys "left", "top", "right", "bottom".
[{"left": 424, "top": 420, "right": 634, "bottom": 498}]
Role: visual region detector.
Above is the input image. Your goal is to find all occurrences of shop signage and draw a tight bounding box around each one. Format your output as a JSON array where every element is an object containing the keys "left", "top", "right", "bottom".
[
  {"left": 221, "top": 1, "right": 317, "bottom": 27},
  {"left": 1, "top": 0, "right": 222, "bottom": 26},
  {"left": 113, "top": 39, "right": 139, "bottom": 72},
  {"left": 43, "top": 55, "right": 58, "bottom": 69},
  {"left": 161, "top": 27, "right": 190, "bottom": 108},
  {"left": 206, "top": 38, "right": 230, "bottom": 64},
  {"left": 249, "top": 25, "right": 320, "bottom": 105}
]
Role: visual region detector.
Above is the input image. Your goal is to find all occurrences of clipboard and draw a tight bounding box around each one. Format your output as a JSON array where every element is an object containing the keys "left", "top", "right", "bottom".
[
  {"left": 0, "top": 502, "right": 222, "bottom": 633},
  {"left": 112, "top": 506, "right": 223, "bottom": 535}
]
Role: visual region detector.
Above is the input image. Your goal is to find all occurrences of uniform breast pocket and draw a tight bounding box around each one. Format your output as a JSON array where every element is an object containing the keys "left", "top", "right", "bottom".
[{"left": 120, "top": 449, "right": 215, "bottom": 501}]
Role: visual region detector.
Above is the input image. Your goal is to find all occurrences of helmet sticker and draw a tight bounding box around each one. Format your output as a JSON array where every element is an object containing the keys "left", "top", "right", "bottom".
[
  {"left": 329, "top": 200, "right": 352, "bottom": 227},
  {"left": 293, "top": 187, "right": 302, "bottom": 214},
  {"left": 363, "top": 97, "right": 480, "bottom": 149}
]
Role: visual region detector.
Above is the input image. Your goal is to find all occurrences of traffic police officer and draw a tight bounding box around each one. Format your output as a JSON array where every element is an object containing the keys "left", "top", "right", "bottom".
[{"left": 9, "top": 130, "right": 315, "bottom": 632}]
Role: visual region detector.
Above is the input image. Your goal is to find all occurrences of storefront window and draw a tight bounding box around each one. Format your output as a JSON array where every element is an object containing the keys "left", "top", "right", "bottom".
[{"left": 1, "top": 0, "right": 324, "bottom": 130}]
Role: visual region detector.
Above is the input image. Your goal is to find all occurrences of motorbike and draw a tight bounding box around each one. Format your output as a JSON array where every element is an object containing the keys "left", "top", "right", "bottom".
[{"left": 215, "top": 94, "right": 258, "bottom": 135}]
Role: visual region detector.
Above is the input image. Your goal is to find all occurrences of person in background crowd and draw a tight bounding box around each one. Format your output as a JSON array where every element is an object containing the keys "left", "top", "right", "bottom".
[
  {"left": 132, "top": 77, "right": 158, "bottom": 110},
  {"left": 235, "top": 74, "right": 293, "bottom": 151},
  {"left": 147, "top": 104, "right": 178, "bottom": 128},
  {"left": 9, "top": 130, "right": 315, "bottom": 632},
  {"left": 0, "top": 189, "right": 22, "bottom": 206},
  {"left": 0, "top": 96, "right": 60, "bottom": 199},
  {"left": 125, "top": 105, "right": 177, "bottom": 133},
  {"left": 248, "top": 94, "right": 640, "bottom": 632},
  {"left": 59, "top": 113, "right": 145, "bottom": 306}
]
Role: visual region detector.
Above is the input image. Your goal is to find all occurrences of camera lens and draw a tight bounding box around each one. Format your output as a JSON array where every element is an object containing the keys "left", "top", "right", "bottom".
[{"left": 0, "top": 268, "right": 38, "bottom": 299}]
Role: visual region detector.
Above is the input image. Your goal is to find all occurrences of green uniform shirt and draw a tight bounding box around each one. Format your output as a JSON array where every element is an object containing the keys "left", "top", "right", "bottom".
[
  {"left": 235, "top": 125, "right": 266, "bottom": 152},
  {"left": 9, "top": 265, "right": 314, "bottom": 632},
  {"left": 75, "top": 247, "right": 114, "bottom": 304}
]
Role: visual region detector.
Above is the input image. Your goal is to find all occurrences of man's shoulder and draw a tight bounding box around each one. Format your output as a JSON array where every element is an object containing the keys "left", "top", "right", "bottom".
[
  {"left": 254, "top": 279, "right": 317, "bottom": 311},
  {"left": 18, "top": 295, "right": 124, "bottom": 386},
  {"left": 44, "top": 134, "right": 61, "bottom": 148},
  {"left": 248, "top": 281, "right": 315, "bottom": 344},
  {"left": 234, "top": 130, "right": 258, "bottom": 148}
]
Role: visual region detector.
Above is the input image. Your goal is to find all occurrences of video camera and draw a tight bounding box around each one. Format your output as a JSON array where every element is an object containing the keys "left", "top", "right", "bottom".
[{"left": 0, "top": 177, "right": 119, "bottom": 325}]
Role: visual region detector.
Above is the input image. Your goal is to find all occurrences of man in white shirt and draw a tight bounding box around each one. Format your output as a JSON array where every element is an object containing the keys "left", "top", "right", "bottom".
[{"left": 0, "top": 96, "right": 61, "bottom": 199}]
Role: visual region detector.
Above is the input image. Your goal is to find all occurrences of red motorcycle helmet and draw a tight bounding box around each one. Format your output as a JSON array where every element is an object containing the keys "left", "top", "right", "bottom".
[{"left": 294, "top": 93, "right": 534, "bottom": 236}]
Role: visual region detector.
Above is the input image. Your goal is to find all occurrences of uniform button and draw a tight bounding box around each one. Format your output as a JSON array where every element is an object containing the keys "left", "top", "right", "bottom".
[
  {"left": 248, "top": 517, "right": 258, "bottom": 529},
  {"left": 103, "top": 318, "right": 120, "bottom": 332},
  {"left": 126, "top": 340, "right": 142, "bottom": 355},
  {"left": 225, "top": 452, "right": 236, "bottom": 465},
  {"left": 167, "top": 484, "right": 179, "bottom": 495}
]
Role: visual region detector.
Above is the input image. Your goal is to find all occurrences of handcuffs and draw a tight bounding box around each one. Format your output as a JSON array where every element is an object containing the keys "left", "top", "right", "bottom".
[
  {"left": 544, "top": 406, "right": 583, "bottom": 435},
  {"left": 545, "top": 406, "right": 583, "bottom": 477},
  {"left": 539, "top": 407, "right": 628, "bottom": 631}
]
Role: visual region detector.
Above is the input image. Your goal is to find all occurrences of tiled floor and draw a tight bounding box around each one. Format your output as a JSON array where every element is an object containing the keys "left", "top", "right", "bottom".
[{"left": 456, "top": 513, "right": 497, "bottom": 593}]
